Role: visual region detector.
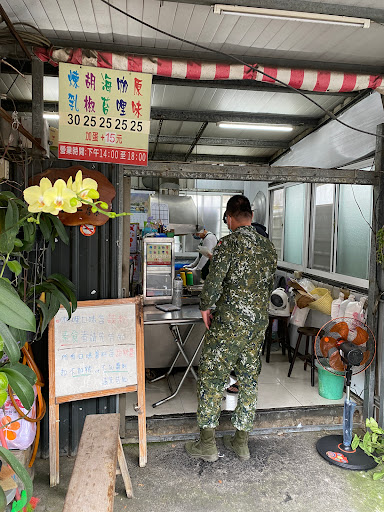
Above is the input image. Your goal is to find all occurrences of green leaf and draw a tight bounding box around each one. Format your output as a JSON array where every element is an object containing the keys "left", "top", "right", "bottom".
[
  {"left": 0, "top": 486, "right": 6, "bottom": 512},
  {"left": 1, "top": 368, "right": 34, "bottom": 410},
  {"left": 49, "top": 286, "right": 73, "bottom": 320},
  {"left": 351, "top": 435, "right": 360, "bottom": 450},
  {"left": 5, "top": 199, "right": 18, "bottom": 232},
  {"left": 48, "top": 273, "right": 77, "bottom": 311},
  {"left": 13, "top": 238, "right": 23, "bottom": 247},
  {"left": 39, "top": 214, "right": 52, "bottom": 241},
  {"left": 0, "top": 278, "right": 36, "bottom": 332},
  {"left": 8, "top": 327, "right": 27, "bottom": 345},
  {"left": 0, "top": 320, "right": 21, "bottom": 364},
  {"left": 7, "top": 259, "right": 22, "bottom": 276},
  {"left": 3, "top": 362, "right": 36, "bottom": 386},
  {"left": 373, "top": 470, "right": 384, "bottom": 480},
  {"left": 36, "top": 299, "right": 53, "bottom": 335},
  {"left": 0, "top": 447, "right": 33, "bottom": 502},
  {"left": 49, "top": 214, "right": 69, "bottom": 244}
]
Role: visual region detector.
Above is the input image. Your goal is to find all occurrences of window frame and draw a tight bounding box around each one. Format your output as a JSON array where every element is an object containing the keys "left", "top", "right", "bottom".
[{"left": 269, "top": 182, "right": 371, "bottom": 289}]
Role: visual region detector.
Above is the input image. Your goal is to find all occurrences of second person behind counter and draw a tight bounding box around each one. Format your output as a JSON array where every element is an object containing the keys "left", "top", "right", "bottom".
[{"left": 183, "top": 228, "right": 217, "bottom": 281}]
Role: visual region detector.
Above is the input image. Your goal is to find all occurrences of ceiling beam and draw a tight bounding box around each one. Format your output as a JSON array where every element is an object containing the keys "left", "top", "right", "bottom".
[
  {"left": 0, "top": 5, "right": 32, "bottom": 60},
  {"left": 151, "top": 108, "right": 318, "bottom": 126},
  {"left": 148, "top": 135, "right": 289, "bottom": 148},
  {"left": 156, "top": 0, "right": 384, "bottom": 24},
  {"left": 184, "top": 121, "right": 208, "bottom": 161},
  {"left": 149, "top": 153, "right": 269, "bottom": 164},
  {"left": 124, "top": 161, "right": 377, "bottom": 185},
  {"left": 2, "top": 101, "right": 319, "bottom": 126}
]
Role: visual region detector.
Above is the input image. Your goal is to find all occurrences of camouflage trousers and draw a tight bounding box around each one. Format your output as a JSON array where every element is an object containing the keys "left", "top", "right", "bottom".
[{"left": 197, "top": 315, "right": 267, "bottom": 432}]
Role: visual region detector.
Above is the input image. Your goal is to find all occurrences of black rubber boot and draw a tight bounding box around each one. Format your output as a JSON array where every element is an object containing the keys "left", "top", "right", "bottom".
[
  {"left": 223, "top": 429, "right": 250, "bottom": 460},
  {"left": 185, "top": 428, "right": 218, "bottom": 462}
]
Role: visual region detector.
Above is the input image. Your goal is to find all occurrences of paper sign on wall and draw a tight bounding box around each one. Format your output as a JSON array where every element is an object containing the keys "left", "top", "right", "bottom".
[{"left": 58, "top": 63, "right": 152, "bottom": 166}]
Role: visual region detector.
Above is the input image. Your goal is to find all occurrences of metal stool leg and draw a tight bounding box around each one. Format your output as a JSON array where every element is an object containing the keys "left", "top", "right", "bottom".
[
  {"left": 310, "top": 336, "right": 315, "bottom": 387},
  {"left": 304, "top": 336, "right": 310, "bottom": 371},
  {"left": 265, "top": 317, "right": 273, "bottom": 363},
  {"left": 288, "top": 333, "right": 303, "bottom": 377}
]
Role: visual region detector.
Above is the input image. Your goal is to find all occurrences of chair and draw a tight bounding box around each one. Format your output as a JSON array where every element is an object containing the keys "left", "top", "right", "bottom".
[
  {"left": 287, "top": 326, "right": 322, "bottom": 386},
  {"left": 262, "top": 314, "right": 292, "bottom": 364}
]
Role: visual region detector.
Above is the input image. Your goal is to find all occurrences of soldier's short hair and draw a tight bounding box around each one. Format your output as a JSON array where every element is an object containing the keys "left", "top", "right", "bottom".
[{"left": 225, "top": 195, "right": 252, "bottom": 220}]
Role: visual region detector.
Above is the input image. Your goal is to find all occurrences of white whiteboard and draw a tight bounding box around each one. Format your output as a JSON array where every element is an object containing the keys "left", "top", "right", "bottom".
[{"left": 54, "top": 303, "right": 137, "bottom": 398}]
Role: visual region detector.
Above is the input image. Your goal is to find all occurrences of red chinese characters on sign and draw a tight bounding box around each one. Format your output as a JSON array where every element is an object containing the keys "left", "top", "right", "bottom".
[{"left": 58, "top": 143, "right": 148, "bottom": 165}]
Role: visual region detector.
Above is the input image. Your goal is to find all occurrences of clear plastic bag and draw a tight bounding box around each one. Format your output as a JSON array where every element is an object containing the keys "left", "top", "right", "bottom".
[{"left": 0, "top": 388, "right": 37, "bottom": 450}]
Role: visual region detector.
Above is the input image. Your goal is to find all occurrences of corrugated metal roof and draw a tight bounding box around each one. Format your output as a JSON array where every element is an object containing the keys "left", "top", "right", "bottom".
[
  {"left": 1, "top": 0, "right": 379, "bottom": 164},
  {"left": 2, "top": 1, "right": 384, "bottom": 67}
]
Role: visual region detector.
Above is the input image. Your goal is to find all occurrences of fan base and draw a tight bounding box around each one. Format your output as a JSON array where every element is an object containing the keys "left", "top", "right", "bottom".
[{"left": 317, "top": 435, "right": 377, "bottom": 471}]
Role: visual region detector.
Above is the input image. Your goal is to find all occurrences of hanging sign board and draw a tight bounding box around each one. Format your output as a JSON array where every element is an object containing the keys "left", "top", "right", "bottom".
[
  {"left": 48, "top": 297, "right": 146, "bottom": 486},
  {"left": 58, "top": 62, "right": 152, "bottom": 166}
]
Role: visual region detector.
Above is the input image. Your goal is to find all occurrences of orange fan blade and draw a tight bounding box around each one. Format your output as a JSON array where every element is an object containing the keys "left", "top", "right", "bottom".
[
  {"left": 352, "top": 326, "right": 369, "bottom": 346},
  {"left": 320, "top": 336, "right": 338, "bottom": 357},
  {"left": 329, "top": 351, "right": 346, "bottom": 372},
  {"left": 360, "top": 351, "right": 370, "bottom": 367},
  {"left": 330, "top": 321, "right": 349, "bottom": 339}
]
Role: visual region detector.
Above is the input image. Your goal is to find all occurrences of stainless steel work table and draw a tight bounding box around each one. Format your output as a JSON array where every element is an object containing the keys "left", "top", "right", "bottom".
[{"left": 144, "top": 304, "right": 205, "bottom": 408}]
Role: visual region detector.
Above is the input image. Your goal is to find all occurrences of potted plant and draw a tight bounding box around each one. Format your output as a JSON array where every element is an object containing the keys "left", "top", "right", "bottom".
[{"left": 0, "top": 171, "right": 128, "bottom": 510}]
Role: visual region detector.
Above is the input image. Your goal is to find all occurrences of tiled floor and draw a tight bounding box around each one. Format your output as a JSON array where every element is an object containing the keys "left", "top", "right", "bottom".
[{"left": 125, "top": 352, "right": 346, "bottom": 417}]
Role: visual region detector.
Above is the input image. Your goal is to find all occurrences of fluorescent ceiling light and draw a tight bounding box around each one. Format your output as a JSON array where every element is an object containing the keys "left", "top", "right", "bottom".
[
  {"left": 217, "top": 122, "right": 293, "bottom": 132},
  {"left": 213, "top": 5, "right": 371, "bottom": 28},
  {"left": 43, "top": 113, "right": 60, "bottom": 120}
]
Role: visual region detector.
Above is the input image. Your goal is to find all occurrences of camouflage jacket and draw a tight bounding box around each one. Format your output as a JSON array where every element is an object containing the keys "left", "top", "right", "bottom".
[{"left": 199, "top": 225, "right": 277, "bottom": 325}]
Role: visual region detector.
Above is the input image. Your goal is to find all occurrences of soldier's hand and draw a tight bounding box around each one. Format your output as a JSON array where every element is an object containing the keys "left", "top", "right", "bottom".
[{"left": 201, "top": 309, "right": 213, "bottom": 330}]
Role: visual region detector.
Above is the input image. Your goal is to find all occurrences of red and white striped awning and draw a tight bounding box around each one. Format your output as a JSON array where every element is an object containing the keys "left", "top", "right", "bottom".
[{"left": 34, "top": 47, "right": 384, "bottom": 95}]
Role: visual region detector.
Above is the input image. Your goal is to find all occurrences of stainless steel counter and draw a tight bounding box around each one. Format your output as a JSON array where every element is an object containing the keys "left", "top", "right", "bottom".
[{"left": 144, "top": 304, "right": 203, "bottom": 325}]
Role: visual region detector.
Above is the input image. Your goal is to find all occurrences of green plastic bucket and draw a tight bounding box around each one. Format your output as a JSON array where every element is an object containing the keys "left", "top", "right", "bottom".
[{"left": 315, "top": 360, "right": 344, "bottom": 400}]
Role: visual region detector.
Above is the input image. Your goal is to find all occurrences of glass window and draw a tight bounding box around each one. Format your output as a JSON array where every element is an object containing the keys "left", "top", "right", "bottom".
[
  {"left": 270, "top": 189, "right": 284, "bottom": 260},
  {"left": 336, "top": 185, "right": 372, "bottom": 279},
  {"left": 312, "top": 184, "right": 335, "bottom": 272},
  {"left": 221, "top": 194, "right": 233, "bottom": 238},
  {"left": 283, "top": 184, "right": 305, "bottom": 265}
]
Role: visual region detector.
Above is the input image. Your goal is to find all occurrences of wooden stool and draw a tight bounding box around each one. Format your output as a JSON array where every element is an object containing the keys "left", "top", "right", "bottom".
[
  {"left": 63, "top": 414, "right": 133, "bottom": 512},
  {"left": 262, "top": 315, "right": 292, "bottom": 364},
  {"left": 287, "top": 327, "right": 321, "bottom": 386}
]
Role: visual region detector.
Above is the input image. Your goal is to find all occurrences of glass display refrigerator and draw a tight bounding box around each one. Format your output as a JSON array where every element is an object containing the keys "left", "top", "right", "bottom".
[{"left": 143, "top": 237, "right": 175, "bottom": 304}]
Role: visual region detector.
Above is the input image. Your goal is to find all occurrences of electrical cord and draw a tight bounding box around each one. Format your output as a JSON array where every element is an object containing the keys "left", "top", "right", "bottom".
[{"left": 101, "top": 0, "right": 384, "bottom": 140}]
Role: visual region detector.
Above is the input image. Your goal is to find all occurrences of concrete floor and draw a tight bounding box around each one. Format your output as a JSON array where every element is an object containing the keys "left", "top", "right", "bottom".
[{"left": 31, "top": 429, "right": 384, "bottom": 512}]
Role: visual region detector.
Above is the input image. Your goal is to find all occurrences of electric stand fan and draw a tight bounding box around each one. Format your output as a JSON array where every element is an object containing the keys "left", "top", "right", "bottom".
[{"left": 314, "top": 317, "right": 377, "bottom": 470}]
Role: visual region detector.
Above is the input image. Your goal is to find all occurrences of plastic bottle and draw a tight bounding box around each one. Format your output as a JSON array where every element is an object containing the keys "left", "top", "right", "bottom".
[
  {"left": 339, "top": 294, "right": 355, "bottom": 318},
  {"left": 179, "top": 271, "right": 186, "bottom": 286},
  {"left": 186, "top": 271, "right": 194, "bottom": 286},
  {"left": 331, "top": 292, "right": 344, "bottom": 320},
  {"left": 172, "top": 275, "right": 183, "bottom": 308}
]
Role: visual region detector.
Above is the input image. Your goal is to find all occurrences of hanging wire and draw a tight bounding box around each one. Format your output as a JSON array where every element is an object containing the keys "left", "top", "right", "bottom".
[{"left": 101, "top": 0, "right": 384, "bottom": 140}]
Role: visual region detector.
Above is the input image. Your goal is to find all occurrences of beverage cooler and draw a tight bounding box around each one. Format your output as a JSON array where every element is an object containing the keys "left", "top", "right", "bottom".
[{"left": 143, "top": 237, "right": 175, "bottom": 304}]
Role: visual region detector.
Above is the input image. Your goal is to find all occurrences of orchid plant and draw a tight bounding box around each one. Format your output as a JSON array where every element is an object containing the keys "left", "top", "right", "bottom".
[
  {"left": 23, "top": 170, "right": 128, "bottom": 220},
  {"left": 0, "top": 170, "right": 127, "bottom": 510}
]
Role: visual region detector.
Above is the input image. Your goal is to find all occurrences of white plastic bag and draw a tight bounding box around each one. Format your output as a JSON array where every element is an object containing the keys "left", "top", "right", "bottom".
[
  {"left": 331, "top": 292, "right": 344, "bottom": 319},
  {"left": 339, "top": 294, "right": 355, "bottom": 318},
  {"left": 345, "top": 296, "right": 367, "bottom": 323},
  {"left": 290, "top": 305, "right": 309, "bottom": 327}
]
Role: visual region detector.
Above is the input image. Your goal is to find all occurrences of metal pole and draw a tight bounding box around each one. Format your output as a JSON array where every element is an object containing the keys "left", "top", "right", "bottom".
[
  {"left": 365, "top": 123, "right": 384, "bottom": 424},
  {"left": 31, "top": 57, "right": 44, "bottom": 161}
]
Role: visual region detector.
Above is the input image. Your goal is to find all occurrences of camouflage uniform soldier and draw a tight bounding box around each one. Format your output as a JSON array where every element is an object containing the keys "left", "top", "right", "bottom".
[{"left": 185, "top": 195, "right": 277, "bottom": 462}]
